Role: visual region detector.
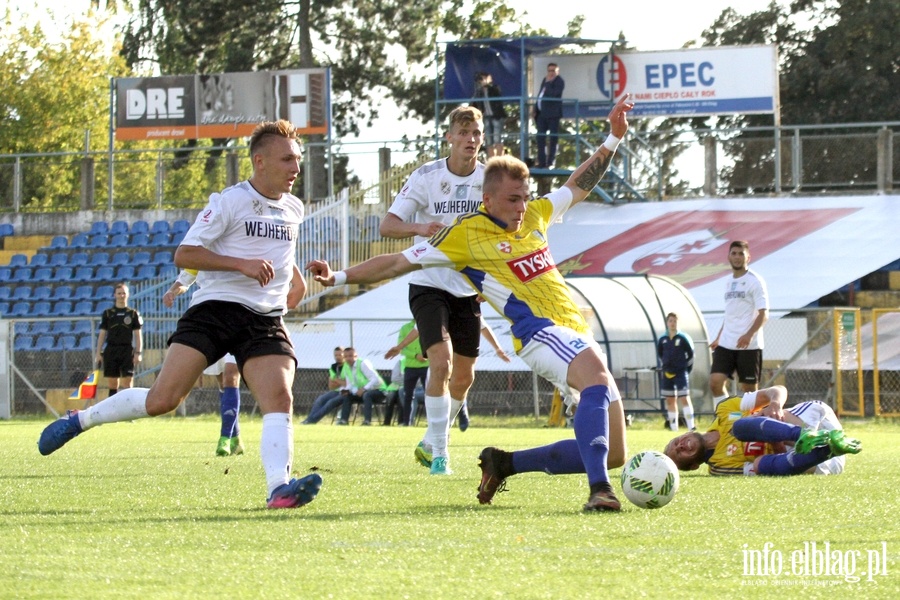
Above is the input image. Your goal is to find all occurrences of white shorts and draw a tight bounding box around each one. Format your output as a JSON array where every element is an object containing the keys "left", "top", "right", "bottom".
[
  {"left": 517, "top": 325, "right": 621, "bottom": 404},
  {"left": 203, "top": 353, "right": 237, "bottom": 376},
  {"left": 788, "top": 401, "right": 845, "bottom": 475}
]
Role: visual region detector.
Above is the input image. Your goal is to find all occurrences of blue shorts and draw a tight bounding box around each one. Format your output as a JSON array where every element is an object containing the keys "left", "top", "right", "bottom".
[{"left": 659, "top": 371, "right": 689, "bottom": 395}]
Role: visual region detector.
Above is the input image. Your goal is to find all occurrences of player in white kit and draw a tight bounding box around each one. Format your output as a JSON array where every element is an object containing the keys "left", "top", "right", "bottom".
[{"left": 39, "top": 120, "right": 321, "bottom": 509}]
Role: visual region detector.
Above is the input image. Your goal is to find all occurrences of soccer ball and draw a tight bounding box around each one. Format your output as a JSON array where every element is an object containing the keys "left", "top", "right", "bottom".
[{"left": 620, "top": 450, "right": 680, "bottom": 509}]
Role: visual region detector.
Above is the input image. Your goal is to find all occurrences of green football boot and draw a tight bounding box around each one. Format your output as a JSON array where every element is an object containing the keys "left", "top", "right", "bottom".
[
  {"left": 826, "top": 430, "right": 861, "bottom": 456},
  {"left": 216, "top": 436, "right": 232, "bottom": 457},
  {"left": 794, "top": 428, "right": 830, "bottom": 454}
]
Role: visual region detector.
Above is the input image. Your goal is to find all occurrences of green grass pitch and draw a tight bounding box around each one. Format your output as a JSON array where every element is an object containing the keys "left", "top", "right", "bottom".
[{"left": 1, "top": 416, "right": 898, "bottom": 598}]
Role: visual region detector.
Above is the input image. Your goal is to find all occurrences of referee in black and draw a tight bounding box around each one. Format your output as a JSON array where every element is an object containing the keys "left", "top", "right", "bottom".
[{"left": 96, "top": 282, "right": 143, "bottom": 397}]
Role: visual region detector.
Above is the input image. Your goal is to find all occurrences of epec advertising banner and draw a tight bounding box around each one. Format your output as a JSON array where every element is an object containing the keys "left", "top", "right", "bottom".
[
  {"left": 115, "top": 69, "right": 330, "bottom": 141},
  {"left": 533, "top": 45, "right": 778, "bottom": 119}
]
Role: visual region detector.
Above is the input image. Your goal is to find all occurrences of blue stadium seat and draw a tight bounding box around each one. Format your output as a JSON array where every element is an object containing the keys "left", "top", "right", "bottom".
[
  {"left": 149, "top": 232, "right": 171, "bottom": 247},
  {"left": 151, "top": 250, "right": 173, "bottom": 266},
  {"left": 131, "top": 220, "right": 150, "bottom": 235},
  {"left": 73, "top": 300, "right": 94, "bottom": 316},
  {"left": 53, "top": 266, "right": 74, "bottom": 281},
  {"left": 95, "top": 300, "right": 113, "bottom": 313},
  {"left": 130, "top": 233, "right": 150, "bottom": 247},
  {"left": 89, "top": 252, "right": 111, "bottom": 267},
  {"left": 32, "top": 286, "right": 52, "bottom": 301},
  {"left": 14, "top": 335, "right": 35, "bottom": 352},
  {"left": 50, "top": 320, "right": 74, "bottom": 335},
  {"left": 34, "top": 334, "right": 57, "bottom": 351},
  {"left": 49, "top": 252, "right": 69, "bottom": 267},
  {"left": 59, "top": 335, "right": 78, "bottom": 351},
  {"left": 49, "top": 235, "right": 68, "bottom": 249},
  {"left": 150, "top": 220, "right": 170, "bottom": 235},
  {"left": 50, "top": 301, "right": 73, "bottom": 317},
  {"left": 88, "top": 234, "right": 109, "bottom": 248},
  {"left": 69, "top": 232, "right": 89, "bottom": 248},
  {"left": 95, "top": 265, "right": 115, "bottom": 281},
  {"left": 11, "top": 267, "right": 33, "bottom": 282},
  {"left": 0, "top": 267, "right": 11, "bottom": 280},
  {"left": 159, "top": 264, "right": 178, "bottom": 280},
  {"left": 30, "top": 301, "right": 52, "bottom": 317},
  {"left": 14, "top": 321, "right": 31, "bottom": 335},
  {"left": 362, "top": 214, "right": 381, "bottom": 242},
  {"left": 132, "top": 251, "right": 151, "bottom": 266},
  {"left": 0, "top": 223, "right": 14, "bottom": 237},
  {"left": 110, "top": 220, "right": 129, "bottom": 235},
  {"left": 94, "top": 284, "right": 114, "bottom": 301},
  {"left": 134, "top": 264, "right": 158, "bottom": 280},
  {"left": 29, "top": 321, "right": 52, "bottom": 335},
  {"left": 347, "top": 215, "right": 362, "bottom": 242},
  {"left": 109, "top": 234, "right": 129, "bottom": 247},
  {"left": 69, "top": 252, "right": 89, "bottom": 267},
  {"left": 114, "top": 265, "right": 135, "bottom": 280},
  {"left": 73, "top": 320, "right": 93, "bottom": 335},
  {"left": 50, "top": 285, "right": 73, "bottom": 301},
  {"left": 110, "top": 251, "right": 130, "bottom": 266},
  {"left": 89, "top": 221, "right": 109, "bottom": 236},
  {"left": 73, "top": 285, "right": 95, "bottom": 301},
  {"left": 30, "top": 253, "right": 50, "bottom": 267},
  {"left": 9, "top": 301, "right": 30, "bottom": 317},
  {"left": 11, "top": 286, "right": 32, "bottom": 301},
  {"left": 72, "top": 266, "right": 95, "bottom": 282},
  {"left": 0, "top": 286, "right": 10, "bottom": 301},
  {"left": 0, "top": 302, "right": 9, "bottom": 316},
  {"left": 75, "top": 334, "right": 93, "bottom": 351},
  {"left": 172, "top": 219, "right": 191, "bottom": 234},
  {"left": 8, "top": 254, "right": 28, "bottom": 267},
  {"left": 32, "top": 267, "right": 54, "bottom": 283},
  {"left": 321, "top": 216, "right": 341, "bottom": 242},
  {"left": 170, "top": 232, "right": 186, "bottom": 246}
]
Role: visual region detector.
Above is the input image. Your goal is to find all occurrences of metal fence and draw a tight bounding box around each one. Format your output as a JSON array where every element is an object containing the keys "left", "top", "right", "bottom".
[
  {"left": 1, "top": 123, "right": 897, "bottom": 212},
  {"left": 6, "top": 304, "right": 899, "bottom": 421}
]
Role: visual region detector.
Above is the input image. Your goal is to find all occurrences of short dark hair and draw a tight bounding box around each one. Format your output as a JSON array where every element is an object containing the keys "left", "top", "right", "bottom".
[
  {"left": 730, "top": 240, "right": 749, "bottom": 251},
  {"left": 249, "top": 119, "right": 298, "bottom": 157},
  {"left": 333, "top": 346, "right": 345, "bottom": 352},
  {"left": 666, "top": 312, "right": 678, "bottom": 320}
]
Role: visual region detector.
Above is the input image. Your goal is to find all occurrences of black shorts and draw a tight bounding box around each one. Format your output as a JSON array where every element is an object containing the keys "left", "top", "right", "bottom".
[
  {"left": 408, "top": 284, "right": 481, "bottom": 358},
  {"left": 102, "top": 345, "right": 135, "bottom": 378},
  {"left": 710, "top": 347, "right": 762, "bottom": 385},
  {"left": 168, "top": 300, "right": 295, "bottom": 373}
]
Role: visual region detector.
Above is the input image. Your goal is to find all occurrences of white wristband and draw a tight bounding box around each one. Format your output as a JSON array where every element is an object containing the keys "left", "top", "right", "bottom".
[
  {"left": 332, "top": 270, "right": 347, "bottom": 286},
  {"left": 602, "top": 134, "right": 621, "bottom": 152}
]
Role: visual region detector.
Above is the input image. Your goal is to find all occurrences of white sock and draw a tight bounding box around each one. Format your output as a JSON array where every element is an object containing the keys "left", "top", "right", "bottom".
[
  {"left": 682, "top": 406, "right": 695, "bottom": 430},
  {"left": 667, "top": 410, "right": 679, "bottom": 431},
  {"left": 79, "top": 387, "right": 150, "bottom": 429},
  {"left": 424, "top": 395, "right": 450, "bottom": 458},
  {"left": 448, "top": 397, "right": 463, "bottom": 427},
  {"left": 260, "top": 413, "right": 293, "bottom": 497}
]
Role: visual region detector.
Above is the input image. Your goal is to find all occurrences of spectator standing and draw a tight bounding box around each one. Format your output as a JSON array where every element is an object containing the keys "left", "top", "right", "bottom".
[
  {"left": 657, "top": 312, "right": 695, "bottom": 431},
  {"left": 532, "top": 63, "right": 565, "bottom": 168},
  {"left": 474, "top": 72, "right": 507, "bottom": 158}
]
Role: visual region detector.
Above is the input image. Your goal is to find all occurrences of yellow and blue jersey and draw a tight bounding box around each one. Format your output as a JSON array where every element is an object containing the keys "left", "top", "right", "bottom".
[
  {"left": 706, "top": 396, "right": 775, "bottom": 475},
  {"left": 402, "top": 193, "right": 589, "bottom": 351}
]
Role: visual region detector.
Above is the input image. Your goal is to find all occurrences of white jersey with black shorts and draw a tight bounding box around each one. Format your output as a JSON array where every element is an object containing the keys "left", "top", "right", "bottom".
[{"left": 173, "top": 181, "right": 303, "bottom": 368}]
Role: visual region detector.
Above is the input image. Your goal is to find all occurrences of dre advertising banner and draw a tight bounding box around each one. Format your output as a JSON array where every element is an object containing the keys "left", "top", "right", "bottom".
[{"left": 115, "top": 69, "right": 330, "bottom": 140}]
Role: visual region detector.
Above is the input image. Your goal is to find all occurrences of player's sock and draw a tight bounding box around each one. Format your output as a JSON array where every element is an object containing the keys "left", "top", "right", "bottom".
[
  {"left": 755, "top": 446, "right": 831, "bottom": 475},
  {"left": 220, "top": 387, "right": 240, "bottom": 438},
  {"left": 667, "top": 410, "right": 679, "bottom": 431},
  {"left": 424, "top": 395, "right": 450, "bottom": 458},
  {"left": 573, "top": 385, "right": 611, "bottom": 486},
  {"left": 511, "top": 439, "right": 585, "bottom": 475},
  {"left": 79, "top": 387, "right": 150, "bottom": 429},
  {"left": 448, "top": 397, "right": 463, "bottom": 427},
  {"left": 733, "top": 416, "right": 802, "bottom": 443},
  {"left": 260, "top": 413, "right": 293, "bottom": 497},
  {"left": 682, "top": 406, "right": 695, "bottom": 430}
]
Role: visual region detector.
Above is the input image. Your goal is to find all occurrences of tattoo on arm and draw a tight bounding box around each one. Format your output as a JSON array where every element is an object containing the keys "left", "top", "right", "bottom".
[{"left": 574, "top": 152, "right": 613, "bottom": 192}]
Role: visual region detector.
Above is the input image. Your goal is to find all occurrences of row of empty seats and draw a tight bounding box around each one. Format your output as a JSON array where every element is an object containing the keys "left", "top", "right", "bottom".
[
  {"left": 14, "top": 333, "right": 94, "bottom": 352},
  {"left": 14, "top": 320, "right": 94, "bottom": 336},
  {"left": 0, "top": 263, "right": 177, "bottom": 285},
  {"left": 44, "top": 231, "right": 186, "bottom": 250},
  {"left": 304, "top": 214, "right": 382, "bottom": 243},
  {"left": 7, "top": 250, "right": 174, "bottom": 268},
  {"left": 1, "top": 300, "right": 114, "bottom": 318},
  {"left": 88, "top": 219, "right": 191, "bottom": 237},
  {"left": 2, "top": 284, "right": 119, "bottom": 303}
]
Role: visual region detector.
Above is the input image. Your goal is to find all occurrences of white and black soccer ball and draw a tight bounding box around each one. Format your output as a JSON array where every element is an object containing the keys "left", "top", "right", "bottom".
[{"left": 620, "top": 450, "right": 680, "bottom": 509}]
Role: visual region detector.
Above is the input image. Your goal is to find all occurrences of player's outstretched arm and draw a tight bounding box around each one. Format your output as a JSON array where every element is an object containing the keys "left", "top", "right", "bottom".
[
  {"left": 307, "top": 253, "right": 421, "bottom": 287},
  {"left": 564, "top": 94, "right": 634, "bottom": 205}
]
